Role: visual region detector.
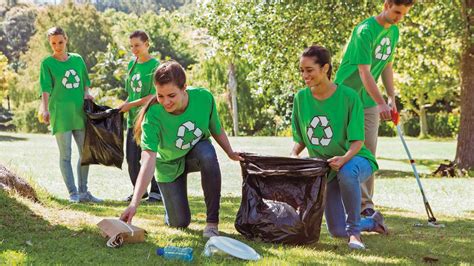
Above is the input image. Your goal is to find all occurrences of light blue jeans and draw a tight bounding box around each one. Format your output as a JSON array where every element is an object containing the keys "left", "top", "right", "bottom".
[
  {"left": 325, "top": 156, "right": 376, "bottom": 237},
  {"left": 54, "top": 130, "right": 89, "bottom": 195}
]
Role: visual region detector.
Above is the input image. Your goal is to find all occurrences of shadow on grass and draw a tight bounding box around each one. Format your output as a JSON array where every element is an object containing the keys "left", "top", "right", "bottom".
[
  {"left": 7, "top": 193, "right": 473, "bottom": 264},
  {"left": 0, "top": 135, "right": 27, "bottom": 142},
  {"left": 376, "top": 169, "right": 415, "bottom": 179}
]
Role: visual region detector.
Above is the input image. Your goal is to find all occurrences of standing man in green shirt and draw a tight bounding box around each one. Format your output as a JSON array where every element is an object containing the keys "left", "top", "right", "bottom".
[
  {"left": 39, "top": 27, "right": 102, "bottom": 203},
  {"left": 335, "top": 0, "right": 415, "bottom": 217}
]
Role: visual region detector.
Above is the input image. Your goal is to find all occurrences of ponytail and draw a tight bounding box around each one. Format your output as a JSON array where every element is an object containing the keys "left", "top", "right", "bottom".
[{"left": 134, "top": 95, "right": 158, "bottom": 144}]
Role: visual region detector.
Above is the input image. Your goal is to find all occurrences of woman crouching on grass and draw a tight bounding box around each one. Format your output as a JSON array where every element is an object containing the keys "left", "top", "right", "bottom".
[
  {"left": 120, "top": 61, "right": 242, "bottom": 237},
  {"left": 290, "top": 45, "right": 388, "bottom": 249}
]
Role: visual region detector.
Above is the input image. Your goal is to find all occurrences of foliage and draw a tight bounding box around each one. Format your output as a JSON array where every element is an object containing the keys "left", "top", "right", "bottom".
[
  {"left": 379, "top": 121, "right": 397, "bottom": 137},
  {"left": 396, "top": 1, "right": 462, "bottom": 137},
  {"left": 0, "top": 5, "right": 37, "bottom": 65},
  {"left": 89, "top": 43, "right": 129, "bottom": 101},
  {"left": 0, "top": 52, "right": 17, "bottom": 101},
  {"left": 90, "top": 0, "right": 189, "bottom": 13},
  {"left": 399, "top": 111, "right": 460, "bottom": 138},
  {"left": 197, "top": 1, "right": 381, "bottom": 134},
  {"left": 11, "top": 100, "right": 48, "bottom": 133}
]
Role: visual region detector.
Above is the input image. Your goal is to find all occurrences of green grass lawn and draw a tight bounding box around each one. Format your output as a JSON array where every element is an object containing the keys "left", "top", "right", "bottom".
[{"left": 1, "top": 132, "right": 473, "bottom": 264}]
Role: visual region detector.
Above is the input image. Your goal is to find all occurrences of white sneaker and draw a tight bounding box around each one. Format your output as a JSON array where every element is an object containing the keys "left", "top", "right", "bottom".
[
  {"left": 80, "top": 191, "right": 103, "bottom": 203},
  {"left": 348, "top": 237, "right": 365, "bottom": 250},
  {"left": 69, "top": 192, "right": 80, "bottom": 203}
]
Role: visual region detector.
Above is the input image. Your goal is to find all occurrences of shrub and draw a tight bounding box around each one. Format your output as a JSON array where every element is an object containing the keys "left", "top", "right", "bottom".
[{"left": 12, "top": 101, "right": 49, "bottom": 133}]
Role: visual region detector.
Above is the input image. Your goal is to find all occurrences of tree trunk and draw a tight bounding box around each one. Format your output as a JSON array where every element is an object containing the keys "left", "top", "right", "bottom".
[
  {"left": 228, "top": 62, "right": 239, "bottom": 136},
  {"left": 7, "top": 95, "right": 10, "bottom": 110},
  {"left": 419, "top": 105, "right": 429, "bottom": 139},
  {"left": 455, "top": 0, "right": 474, "bottom": 169}
]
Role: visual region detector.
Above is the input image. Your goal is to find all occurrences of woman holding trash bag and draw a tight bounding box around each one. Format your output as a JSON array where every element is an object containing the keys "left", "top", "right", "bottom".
[
  {"left": 120, "top": 61, "right": 242, "bottom": 237},
  {"left": 38, "top": 26, "right": 102, "bottom": 203},
  {"left": 290, "top": 45, "right": 388, "bottom": 250},
  {"left": 118, "top": 30, "right": 162, "bottom": 203}
]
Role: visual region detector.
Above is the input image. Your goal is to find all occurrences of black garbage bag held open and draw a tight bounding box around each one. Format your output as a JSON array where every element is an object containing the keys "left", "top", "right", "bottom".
[
  {"left": 235, "top": 153, "right": 329, "bottom": 245},
  {"left": 81, "top": 99, "right": 124, "bottom": 169}
]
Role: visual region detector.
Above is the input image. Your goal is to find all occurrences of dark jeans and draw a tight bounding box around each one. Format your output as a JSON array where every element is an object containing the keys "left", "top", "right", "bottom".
[
  {"left": 126, "top": 128, "right": 160, "bottom": 196},
  {"left": 158, "top": 140, "right": 222, "bottom": 228}
]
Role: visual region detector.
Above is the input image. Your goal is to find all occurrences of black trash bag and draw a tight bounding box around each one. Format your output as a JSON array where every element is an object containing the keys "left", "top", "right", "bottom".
[
  {"left": 81, "top": 99, "right": 124, "bottom": 169},
  {"left": 235, "top": 153, "right": 329, "bottom": 245}
]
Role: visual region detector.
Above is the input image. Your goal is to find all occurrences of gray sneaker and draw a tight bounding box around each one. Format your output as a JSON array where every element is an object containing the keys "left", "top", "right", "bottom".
[
  {"left": 146, "top": 192, "right": 162, "bottom": 203},
  {"left": 203, "top": 225, "right": 219, "bottom": 238},
  {"left": 371, "top": 211, "right": 389, "bottom": 235},
  {"left": 69, "top": 192, "right": 80, "bottom": 203},
  {"left": 80, "top": 191, "right": 103, "bottom": 203}
]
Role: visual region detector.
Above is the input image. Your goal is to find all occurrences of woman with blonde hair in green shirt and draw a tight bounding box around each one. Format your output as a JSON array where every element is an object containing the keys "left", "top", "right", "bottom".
[{"left": 39, "top": 26, "right": 101, "bottom": 203}]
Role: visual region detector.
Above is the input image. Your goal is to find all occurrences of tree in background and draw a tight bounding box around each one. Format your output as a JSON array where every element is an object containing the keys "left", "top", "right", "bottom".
[
  {"left": 0, "top": 52, "right": 17, "bottom": 108},
  {"left": 0, "top": 6, "right": 37, "bottom": 67},
  {"left": 456, "top": 0, "right": 474, "bottom": 170},
  {"left": 396, "top": 1, "right": 462, "bottom": 138},
  {"left": 198, "top": 1, "right": 379, "bottom": 135}
]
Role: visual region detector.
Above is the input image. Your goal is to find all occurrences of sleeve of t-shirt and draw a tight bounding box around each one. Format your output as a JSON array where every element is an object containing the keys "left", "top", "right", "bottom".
[
  {"left": 80, "top": 56, "right": 91, "bottom": 87},
  {"left": 347, "top": 93, "right": 365, "bottom": 142},
  {"left": 291, "top": 93, "right": 303, "bottom": 144},
  {"left": 39, "top": 60, "right": 53, "bottom": 95},
  {"left": 140, "top": 109, "right": 160, "bottom": 152},
  {"left": 208, "top": 92, "right": 222, "bottom": 135},
  {"left": 351, "top": 27, "right": 373, "bottom": 65}
]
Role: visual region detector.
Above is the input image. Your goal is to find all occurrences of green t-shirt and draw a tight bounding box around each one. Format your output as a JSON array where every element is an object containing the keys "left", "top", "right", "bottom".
[
  {"left": 39, "top": 53, "right": 91, "bottom": 135},
  {"left": 125, "top": 58, "right": 160, "bottom": 128},
  {"left": 335, "top": 17, "right": 399, "bottom": 109},
  {"left": 291, "top": 85, "right": 378, "bottom": 182},
  {"left": 140, "top": 87, "right": 222, "bottom": 183}
]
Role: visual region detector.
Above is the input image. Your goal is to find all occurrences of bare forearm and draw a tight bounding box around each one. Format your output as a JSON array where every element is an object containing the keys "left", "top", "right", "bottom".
[
  {"left": 130, "top": 150, "right": 156, "bottom": 207},
  {"left": 343, "top": 140, "right": 363, "bottom": 162},
  {"left": 128, "top": 94, "right": 154, "bottom": 108},
  {"left": 359, "top": 65, "right": 386, "bottom": 105},
  {"left": 41, "top": 92, "right": 49, "bottom": 110},
  {"left": 212, "top": 129, "right": 234, "bottom": 156},
  {"left": 381, "top": 63, "right": 395, "bottom": 99},
  {"left": 290, "top": 142, "right": 305, "bottom": 157}
]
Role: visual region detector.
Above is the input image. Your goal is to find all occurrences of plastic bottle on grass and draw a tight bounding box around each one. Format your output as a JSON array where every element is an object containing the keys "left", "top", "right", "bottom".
[{"left": 156, "top": 246, "right": 193, "bottom": 262}]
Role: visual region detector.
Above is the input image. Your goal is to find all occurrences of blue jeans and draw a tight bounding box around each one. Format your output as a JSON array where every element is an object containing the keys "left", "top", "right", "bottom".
[
  {"left": 158, "top": 140, "right": 222, "bottom": 228},
  {"left": 325, "top": 156, "right": 376, "bottom": 237},
  {"left": 126, "top": 128, "right": 160, "bottom": 196},
  {"left": 54, "top": 130, "right": 89, "bottom": 195}
]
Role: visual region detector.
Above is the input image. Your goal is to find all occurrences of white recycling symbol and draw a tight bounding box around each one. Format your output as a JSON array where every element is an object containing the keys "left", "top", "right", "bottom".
[
  {"left": 130, "top": 73, "right": 142, "bottom": 93},
  {"left": 61, "top": 69, "right": 80, "bottom": 89},
  {"left": 175, "top": 121, "right": 203, "bottom": 150},
  {"left": 375, "top": 37, "right": 392, "bottom": 61},
  {"left": 307, "top": 116, "right": 333, "bottom": 146}
]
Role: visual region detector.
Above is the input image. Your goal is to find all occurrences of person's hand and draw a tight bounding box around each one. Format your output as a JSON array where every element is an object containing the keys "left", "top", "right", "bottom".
[
  {"left": 120, "top": 205, "right": 137, "bottom": 224},
  {"left": 84, "top": 93, "right": 94, "bottom": 100},
  {"left": 41, "top": 110, "right": 50, "bottom": 124},
  {"left": 290, "top": 153, "right": 299, "bottom": 158},
  {"left": 227, "top": 151, "right": 244, "bottom": 161},
  {"left": 327, "top": 156, "right": 347, "bottom": 171},
  {"left": 377, "top": 102, "right": 392, "bottom": 121},
  {"left": 119, "top": 102, "right": 132, "bottom": 113},
  {"left": 387, "top": 97, "right": 398, "bottom": 114}
]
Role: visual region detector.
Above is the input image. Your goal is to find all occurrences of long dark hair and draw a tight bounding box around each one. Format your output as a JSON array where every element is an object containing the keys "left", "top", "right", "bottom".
[
  {"left": 301, "top": 45, "right": 333, "bottom": 80},
  {"left": 134, "top": 61, "right": 187, "bottom": 144}
]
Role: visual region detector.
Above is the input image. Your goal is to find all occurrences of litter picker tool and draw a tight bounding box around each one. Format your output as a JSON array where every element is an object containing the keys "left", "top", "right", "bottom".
[{"left": 391, "top": 110, "right": 445, "bottom": 228}]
